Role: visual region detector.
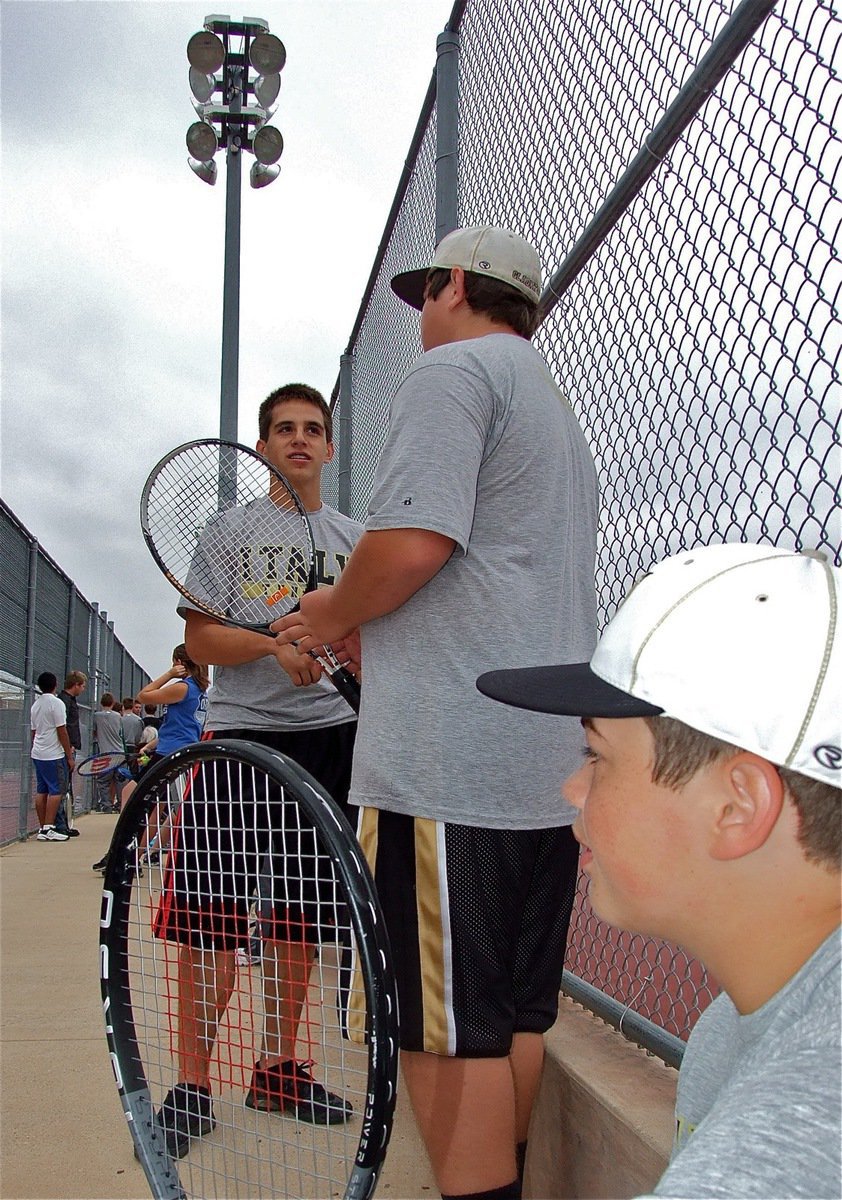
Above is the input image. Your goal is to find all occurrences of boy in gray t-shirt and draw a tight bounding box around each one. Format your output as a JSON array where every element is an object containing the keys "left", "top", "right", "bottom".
[
  {"left": 479, "top": 543, "right": 841, "bottom": 1200},
  {"left": 277, "top": 227, "right": 599, "bottom": 1199}
]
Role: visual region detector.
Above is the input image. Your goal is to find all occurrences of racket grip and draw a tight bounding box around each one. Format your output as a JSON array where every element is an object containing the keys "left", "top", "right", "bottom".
[{"left": 324, "top": 664, "right": 361, "bottom": 713}]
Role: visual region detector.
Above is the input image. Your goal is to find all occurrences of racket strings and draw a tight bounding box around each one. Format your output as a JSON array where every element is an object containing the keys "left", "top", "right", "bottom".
[
  {"left": 120, "top": 757, "right": 373, "bottom": 1198},
  {"left": 144, "top": 442, "right": 313, "bottom": 626}
]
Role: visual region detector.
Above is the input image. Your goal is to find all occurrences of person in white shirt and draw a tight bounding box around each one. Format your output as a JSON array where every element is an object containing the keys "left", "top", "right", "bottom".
[{"left": 30, "top": 671, "right": 75, "bottom": 842}]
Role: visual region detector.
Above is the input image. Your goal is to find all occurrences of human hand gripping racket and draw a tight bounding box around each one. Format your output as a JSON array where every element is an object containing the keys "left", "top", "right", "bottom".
[{"left": 140, "top": 439, "right": 360, "bottom": 712}]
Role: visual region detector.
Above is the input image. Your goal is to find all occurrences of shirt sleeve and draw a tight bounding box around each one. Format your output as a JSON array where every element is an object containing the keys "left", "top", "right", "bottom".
[{"left": 366, "top": 361, "right": 493, "bottom": 552}]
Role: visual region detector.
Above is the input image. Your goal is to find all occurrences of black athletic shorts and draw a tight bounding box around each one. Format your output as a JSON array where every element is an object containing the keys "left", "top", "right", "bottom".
[
  {"left": 154, "top": 723, "right": 356, "bottom": 952},
  {"left": 357, "top": 809, "right": 579, "bottom": 1057}
]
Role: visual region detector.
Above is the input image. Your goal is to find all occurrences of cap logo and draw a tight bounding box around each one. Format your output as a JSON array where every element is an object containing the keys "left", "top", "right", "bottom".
[
  {"left": 813, "top": 744, "right": 842, "bottom": 771},
  {"left": 512, "top": 269, "right": 541, "bottom": 297},
  {"left": 478, "top": 259, "right": 491, "bottom": 269}
]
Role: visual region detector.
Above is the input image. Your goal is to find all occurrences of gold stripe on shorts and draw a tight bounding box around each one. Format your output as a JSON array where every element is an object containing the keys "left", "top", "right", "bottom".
[
  {"left": 346, "top": 807, "right": 377, "bottom": 1045},
  {"left": 415, "top": 817, "right": 452, "bottom": 1054}
]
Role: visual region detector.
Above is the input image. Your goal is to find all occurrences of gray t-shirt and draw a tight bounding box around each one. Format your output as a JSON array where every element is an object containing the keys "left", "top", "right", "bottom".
[
  {"left": 179, "top": 504, "right": 363, "bottom": 731},
  {"left": 121, "top": 712, "right": 144, "bottom": 749},
  {"left": 351, "top": 332, "right": 599, "bottom": 828},
  {"left": 646, "top": 927, "right": 842, "bottom": 1199},
  {"left": 93, "top": 708, "right": 124, "bottom": 754}
]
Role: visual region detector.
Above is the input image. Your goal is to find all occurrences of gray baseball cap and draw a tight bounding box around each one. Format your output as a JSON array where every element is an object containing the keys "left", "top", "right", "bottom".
[{"left": 391, "top": 226, "right": 542, "bottom": 310}]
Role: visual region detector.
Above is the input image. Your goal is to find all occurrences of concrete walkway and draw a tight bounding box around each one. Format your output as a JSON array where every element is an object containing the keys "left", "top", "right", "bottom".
[{"left": 0, "top": 813, "right": 436, "bottom": 1200}]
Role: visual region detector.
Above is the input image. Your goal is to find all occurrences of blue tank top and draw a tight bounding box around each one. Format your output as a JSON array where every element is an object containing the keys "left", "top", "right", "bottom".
[{"left": 156, "top": 677, "right": 207, "bottom": 754}]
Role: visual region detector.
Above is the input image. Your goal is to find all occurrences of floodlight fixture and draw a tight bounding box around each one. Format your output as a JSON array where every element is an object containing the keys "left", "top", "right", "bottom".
[
  {"left": 187, "top": 30, "right": 225, "bottom": 73},
  {"left": 189, "top": 66, "right": 216, "bottom": 103},
  {"left": 188, "top": 157, "right": 218, "bottom": 185},
  {"left": 253, "top": 72, "right": 281, "bottom": 110},
  {"left": 252, "top": 124, "right": 284, "bottom": 165},
  {"left": 250, "top": 162, "right": 280, "bottom": 189},
  {"left": 249, "top": 32, "right": 286, "bottom": 74},
  {"left": 186, "top": 120, "right": 219, "bottom": 161}
]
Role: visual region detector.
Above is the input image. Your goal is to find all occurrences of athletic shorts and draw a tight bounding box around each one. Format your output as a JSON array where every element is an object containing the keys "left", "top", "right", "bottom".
[
  {"left": 33, "top": 757, "right": 68, "bottom": 797},
  {"left": 357, "top": 809, "right": 579, "bottom": 1057},
  {"left": 154, "top": 724, "right": 356, "bottom": 952}
]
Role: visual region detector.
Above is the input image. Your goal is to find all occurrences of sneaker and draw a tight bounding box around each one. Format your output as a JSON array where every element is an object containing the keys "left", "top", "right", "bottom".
[
  {"left": 65, "top": 828, "right": 81, "bottom": 837},
  {"left": 92, "top": 856, "right": 108, "bottom": 872},
  {"left": 245, "top": 1059, "right": 353, "bottom": 1125},
  {"left": 37, "top": 826, "right": 69, "bottom": 842},
  {"left": 153, "top": 1083, "right": 216, "bottom": 1159}
]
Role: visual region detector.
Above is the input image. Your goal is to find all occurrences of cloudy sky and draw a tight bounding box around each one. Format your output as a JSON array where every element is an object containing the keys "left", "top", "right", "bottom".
[{"left": 1, "top": 0, "right": 448, "bottom": 676}]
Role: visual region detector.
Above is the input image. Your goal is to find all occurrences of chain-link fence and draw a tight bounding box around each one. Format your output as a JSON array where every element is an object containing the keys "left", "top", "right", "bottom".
[
  {"left": 324, "top": 0, "right": 840, "bottom": 1056},
  {"left": 0, "top": 499, "right": 151, "bottom": 843}
]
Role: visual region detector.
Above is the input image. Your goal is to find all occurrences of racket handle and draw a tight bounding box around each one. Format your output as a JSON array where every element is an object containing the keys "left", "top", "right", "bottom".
[{"left": 321, "top": 662, "right": 361, "bottom": 713}]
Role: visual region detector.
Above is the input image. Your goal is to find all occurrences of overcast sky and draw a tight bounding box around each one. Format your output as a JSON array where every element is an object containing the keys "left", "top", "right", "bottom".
[{"left": 1, "top": 0, "right": 448, "bottom": 677}]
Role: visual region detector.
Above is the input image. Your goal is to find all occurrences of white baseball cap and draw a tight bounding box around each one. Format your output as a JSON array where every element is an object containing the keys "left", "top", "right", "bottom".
[
  {"left": 391, "top": 226, "right": 542, "bottom": 310},
  {"left": 477, "top": 543, "right": 842, "bottom": 788}
]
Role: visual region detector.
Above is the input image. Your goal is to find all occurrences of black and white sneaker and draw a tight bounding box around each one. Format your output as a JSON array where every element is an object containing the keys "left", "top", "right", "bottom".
[
  {"left": 153, "top": 1083, "right": 216, "bottom": 1159},
  {"left": 37, "top": 826, "right": 68, "bottom": 842},
  {"left": 245, "top": 1059, "right": 352, "bottom": 1124}
]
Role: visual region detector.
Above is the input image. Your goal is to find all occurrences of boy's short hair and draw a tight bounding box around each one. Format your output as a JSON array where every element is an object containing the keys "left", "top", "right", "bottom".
[
  {"left": 424, "top": 267, "right": 540, "bottom": 338},
  {"left": 100, "top": 692, "right": 115, "bottom": 708},
  {"left": 258, "top": 383, "right": 333, "bottom": 443},
  {"left": 644, "top": 715, "right": 841, "bottom": 869},
  {"left": 122, "top": 697, "right": 135, "bottom": 710},
  {"left": 64, "top": 670, "right": 87, "bottom": 689},
  {"left": 37, "top": 671, "right": 57, "bottom": 693}
]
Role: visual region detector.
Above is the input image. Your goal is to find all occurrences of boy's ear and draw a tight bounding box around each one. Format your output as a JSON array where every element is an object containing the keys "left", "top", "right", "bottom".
[
  {"left": 449, "top": 266, "right": 467, "bottom": 306},
  {"left": 709, "top": 753, "right": 785, "bottom": 861},
  {"left": 325, "top": 440, "right": 335, "bottom": 463}
]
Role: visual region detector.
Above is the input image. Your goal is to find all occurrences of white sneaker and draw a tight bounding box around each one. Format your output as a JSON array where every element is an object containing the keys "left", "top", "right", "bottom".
[{"left": 39, "top": 826, "right": 69, "bottom": 842}]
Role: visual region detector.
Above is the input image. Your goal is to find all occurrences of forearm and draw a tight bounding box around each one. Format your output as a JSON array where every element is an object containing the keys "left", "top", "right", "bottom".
[
  {"left": 323, "top": 529, "right": 456, "bottom": 632},
  {"left": 57, "top": 727, "right": 74, "bottom": 760},
  {"left": 185, "top": 610, "right": 274, "bottom": 667}
]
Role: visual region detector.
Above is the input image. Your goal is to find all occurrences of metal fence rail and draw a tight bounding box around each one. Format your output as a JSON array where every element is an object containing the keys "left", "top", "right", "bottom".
[
  {"left": 0, "top": 499, "right": 150, "bottom": 843},
  {"left": 324, "top": 0, "right": 841, "bottom": 1052}
]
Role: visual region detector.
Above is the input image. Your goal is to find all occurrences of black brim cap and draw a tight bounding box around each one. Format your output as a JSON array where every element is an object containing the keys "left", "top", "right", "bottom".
[
  {"left": 390, "top": 268, "right": 429, "bottom": 310},
  {"left": 476, "top": 663, "right": 664, "bottom": 718}
]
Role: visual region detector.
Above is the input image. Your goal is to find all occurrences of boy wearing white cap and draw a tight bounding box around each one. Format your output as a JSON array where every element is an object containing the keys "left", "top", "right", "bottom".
[
  {"left": 277, "top": 227, "right": 599, "bottom": 1199},
  {"left": 478, "top": 542, "right": 841, "bottom": 1199}
]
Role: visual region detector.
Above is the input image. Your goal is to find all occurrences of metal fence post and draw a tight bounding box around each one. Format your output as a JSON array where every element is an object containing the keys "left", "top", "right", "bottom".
[
  {"left": 338, "top": 353, "right": 354, "bottom": 516},
  {"left": 435, "top": 27, "right": 460, "bottom": 243}
]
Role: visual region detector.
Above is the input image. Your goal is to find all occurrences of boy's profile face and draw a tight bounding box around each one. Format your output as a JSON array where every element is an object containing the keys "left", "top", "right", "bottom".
[
  {"left": 563, "top": 716, "right": 705, "bottom": 941},
  {"left": 257, "top": 398, "right": 333, "bottom": 490}
]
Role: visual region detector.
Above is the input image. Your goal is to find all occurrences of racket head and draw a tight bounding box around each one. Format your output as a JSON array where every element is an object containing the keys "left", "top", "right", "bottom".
[
  {"left": 100, "top": 739, "right": 398, "bottom": 1200},
  {"left": 140, "top": 439, "right": 315, "bottom": 632},
  {"left": 76, "top": 751, "right": 127, "bottom": 778}
]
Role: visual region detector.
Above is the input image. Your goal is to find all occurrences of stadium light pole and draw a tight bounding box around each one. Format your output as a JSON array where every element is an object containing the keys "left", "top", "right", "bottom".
[{"left": 186, "top": 15, "right": 286, "bottom": 443}]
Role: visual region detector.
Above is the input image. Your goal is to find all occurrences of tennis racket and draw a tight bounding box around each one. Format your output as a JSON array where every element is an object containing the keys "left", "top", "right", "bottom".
[
  {"left": 76, "top": 750, "right": 135, "bottom": 778},
  {"left": 140, "top": 440, "right": 360, "bottom": 713},
  {"left": 100, "top": 738, "right": 398, "bottom": 1200},
  {"left": 60, "top": 763, "right": 75, "bottom": 831}
]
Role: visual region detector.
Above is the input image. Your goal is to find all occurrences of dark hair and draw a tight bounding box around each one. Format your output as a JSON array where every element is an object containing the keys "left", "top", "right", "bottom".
[
  {"left": 122, "top": 697, "right": 135, "bottom": 710},
  {"left": 171, "top": 643, "right": 210, "bottom": 693},
  {"left": 424, "top": 267, "right": 539, "bottom": 338},
  {"left": 644, "top": 715, "right": 841, "bottom": 870},
  {"left": 100, "top": 692, "right": 115, "bottom": 708},
  {"left": 144, "top": 704, "right": 158, "bottom": 716},
  {"left": 258, "top": 383, "right": 333, "bottom": 443},
  {"left": 37, "top": 672, "right": 57, "bottom": 693}
]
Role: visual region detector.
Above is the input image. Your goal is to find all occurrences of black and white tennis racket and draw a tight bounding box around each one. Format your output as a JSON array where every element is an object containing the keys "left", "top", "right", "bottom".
[
  {"left": 140, "top": 439, "right": 360, "bottom": 713},
  {"left": 100, "top": 738, "right": 398, "bottom": 1200}
]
